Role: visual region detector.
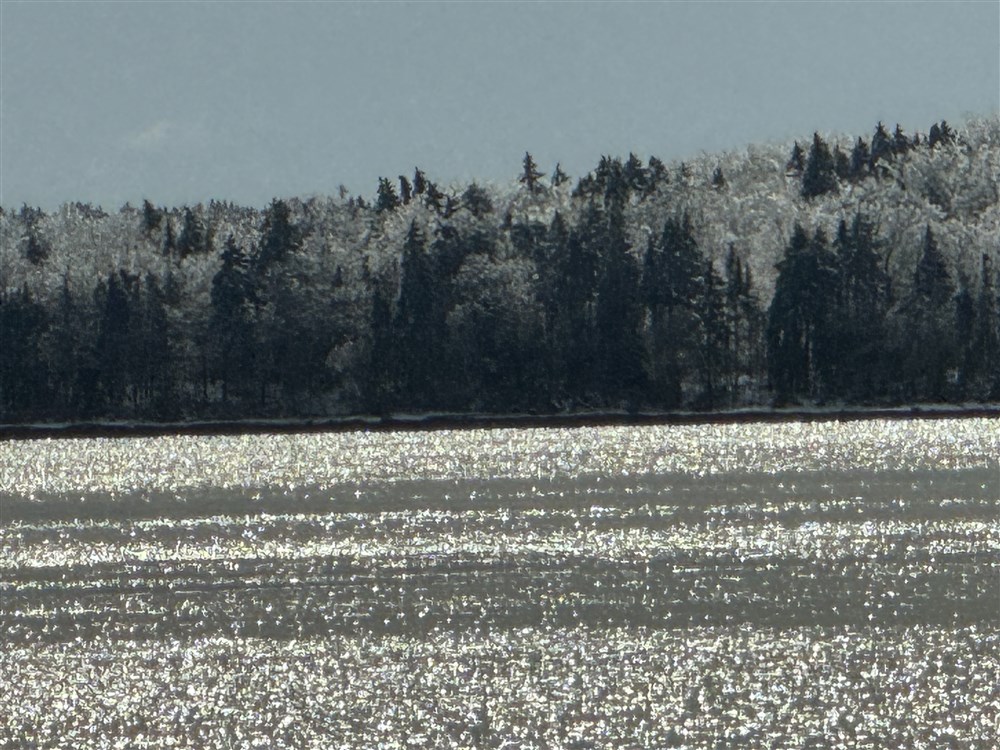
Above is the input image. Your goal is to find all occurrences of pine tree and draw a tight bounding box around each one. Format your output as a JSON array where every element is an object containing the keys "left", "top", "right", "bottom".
[
  {"left": 177, "top": 207, "right": 211, "bottom": 258},
  {"left": 849, "top": 137, "right": 870, "bottom": 182},
  {"left": 786, "top": 142, "right": 805, "bottom": 173},
  {"left": 624, "top": 153, "right": 648, "bottom": 193},
  {"left": 900, "top": 225, "right": 957, "bottom": 400},
  {"left": 413, "top": 168, "right": 427, "bottom": 195},
  {"left": 210, "top": 235, "right": 255, "bottom": 403},
  {"left": 394, "top": 221, "right": 443, "bottom": 407},
  {"left": 375, "top": 177, "right": 401, "bottom": 213},
  {"left": 95, "top": 271, "right": 132, "bottom": 411},
  {"left": 594, "top": 202, "right": 645, "bottom": 407},
  {"left": 928, "top": 123, "right": 943, "bottom": 149},
  {"left": 24, "top": 230, "right": 50, "bottom": 265},
  {"left": 870, "top": 122, "right": 893, "bottom": 176},
  {"left": 830, "top": 214, "right": 890, "bottom": 398},
  {"left": 767, "top": 224, "right": 839, "bottom": 402},
  {"left": 801, "top": 133, "right": 838, "bottom": 199},
  {"left": 552, "top": 163, "right": 569, "bottom": 187},
  {"left": 255, "top": 198, "right": 302, "bottom": 270},
  {"left": 520, "top": 152, "right": 544, "bottom": 194},
  {"left": 969, "top": 254, "right": 999, "bottom": 396},
  {"left": 832, "top": 146, "right": 851, "bottom": 181},
  {"left": 364, "top": 280, "right": 396, "bottom": 415},
  {"left": 642, "top": 214, "right": 704, "bottom": 407},
  {"left": 892, "top": 124, "right": 910, "bottom": 155},
  {"left": 647, "top": 156, "right": 668, "bottom": 191},
  {"left": 142, "top": 199, "right": 163, "bottom": 236},
  {"left": 461, "top": 183, "right": 493, "bottom": 218},
  {"left": 399, "top": 176, "right": 413, "bottom": 205}
]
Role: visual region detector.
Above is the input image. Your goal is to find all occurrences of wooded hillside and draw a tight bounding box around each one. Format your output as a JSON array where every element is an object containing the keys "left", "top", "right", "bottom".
[{"left": 1, "top": 117, "right": 997, "bottom": 423}]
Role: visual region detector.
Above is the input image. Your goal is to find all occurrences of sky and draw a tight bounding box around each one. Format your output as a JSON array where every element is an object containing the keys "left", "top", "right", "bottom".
[{"left": 1, "top": 1, "right": 998, "bottom": 211}]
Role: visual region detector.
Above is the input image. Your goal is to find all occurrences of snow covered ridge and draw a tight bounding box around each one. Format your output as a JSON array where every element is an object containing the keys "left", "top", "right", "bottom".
[{"left": 1, "top": 116, "right": 998, "bottom": 424}]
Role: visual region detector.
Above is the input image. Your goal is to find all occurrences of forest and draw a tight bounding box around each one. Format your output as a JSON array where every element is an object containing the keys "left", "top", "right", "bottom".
[{"left": 1, "top": 118, "right": 998, "bottom": 424}]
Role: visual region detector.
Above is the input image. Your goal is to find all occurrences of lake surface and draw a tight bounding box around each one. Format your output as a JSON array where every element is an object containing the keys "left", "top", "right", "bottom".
[{"left": 1, "top": 418, "right": 998, "bottom": 748}]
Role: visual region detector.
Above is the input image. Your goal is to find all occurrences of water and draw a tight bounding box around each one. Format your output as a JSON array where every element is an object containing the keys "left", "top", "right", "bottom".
[{"left": 1, "top": 418, "right": 998, "bottom": 748}]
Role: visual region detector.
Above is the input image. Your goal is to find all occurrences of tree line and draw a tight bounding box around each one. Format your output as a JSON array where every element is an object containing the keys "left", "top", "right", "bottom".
[{"left": 1, "top": 119, "right": 997, "bottom": 423}]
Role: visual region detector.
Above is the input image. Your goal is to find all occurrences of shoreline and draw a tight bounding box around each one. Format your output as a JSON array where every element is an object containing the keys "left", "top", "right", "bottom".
[{"left": 2, "top": 403, "right": 999, "bottom": 441}]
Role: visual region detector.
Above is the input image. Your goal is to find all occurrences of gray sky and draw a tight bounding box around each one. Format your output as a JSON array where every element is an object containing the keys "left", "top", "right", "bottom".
[{"left": 2, "top": 1, "right": 998, "bottom": 211}]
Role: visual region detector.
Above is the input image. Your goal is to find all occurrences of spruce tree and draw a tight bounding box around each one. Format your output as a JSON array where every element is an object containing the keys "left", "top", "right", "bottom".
[
  {"left": 142, "top": 199, "right": 163, "bottom": 236},
  {"left": 892, "top": 124, "right": 910, "bottom": 155},
  {"left": 255, "top": 199, "right": 302, "bottom": 270},
  {"left": 399, "top": 176, "right": 413, "bottom": 205},
  {"left": 767, "top": 224, "right": 839, "bottom": 402},
  {"left": 849, "top": 137, "right": 870, "bottom": 182},
  {"left": 594, "top": 202, "right": 645, "bottom": 407},
  {"left": 210, "top": 235, "right": 256, "bottom": 403},
  {"left": 520, "top": 152, "right": 544, "bottom": 194},
  {"left": 831, "top": 214, "right": 890, "bottom": 398},
  {"left": 787, "top": 142, "right": 805, "bottom": 174},
  {"left": 900, "top": 225, "right": 957, "bottom": 400},
  {"left": 870, "top": 122, "right": 893, "bottom": 176},
  {"left": 375, "top": 177, "right": 401, "bottom": 213},
  {"left": 802, "top": 132, "right": 838, "bottom": 199}
]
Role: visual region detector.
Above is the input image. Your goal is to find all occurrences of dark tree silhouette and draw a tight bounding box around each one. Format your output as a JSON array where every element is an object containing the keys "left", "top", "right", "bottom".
[
  {"left": 801, "top": 133, "right": 838, "bottom": 199},
  {"left": 375, "top": 177, "right": 401, "bottom": 213},
  {"left": 520, "top": 152, "right": 544, "bottom": 194}
]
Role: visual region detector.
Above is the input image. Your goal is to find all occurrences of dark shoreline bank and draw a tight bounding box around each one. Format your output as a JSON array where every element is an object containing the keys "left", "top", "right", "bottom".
[{"left": 2, "top": 404, "right": 999, "bottom": 441}]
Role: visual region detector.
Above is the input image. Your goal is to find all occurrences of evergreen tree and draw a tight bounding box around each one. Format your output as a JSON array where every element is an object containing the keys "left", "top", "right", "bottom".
[
  {"left": 623, "top": 153, "right": 648, "bottom": 193},
  {"left": 162, "top": 220, "right": 177, "bottom": 258},
  {"left": 363, "top": 280, "right": 396, "bottom": 415},
  {"left": 723, "top": 245, "right": 765, "bottom": 404},
  {"left": 552, "top": 163, "right": 569, "bottom": 187},
  {"left": 968, "top": 254, "right": 999, "bottom": 397},
  {"left": 142, "top": 199, "right": 163, "bottom": 236},
  {"left": 892, "top": 124, "right": 911, "bottom": 155},
  {"left": 399, "top": 175, "right": 413, "bottom": 205},
  {"left": 802, "top": 132, "right": 838, "bottom": 199},
  {"left": 832, "top": 146, "right": 851, "bottom": 181},
  {"left": 642, "top": 214, "right": 704, "bottom": 407},
  {"left": 461, "top": 183, "right": 493, "bottom": 218},
  {"left": 767, "top": 224, "right": 839, "bottom": 402},
  {"left": 594, "top": 202, "right": 645, "bottom": 407},
  {"left": 786, "top": 142, "right": 805, "bottom": 173},
  {"left": 849, "top": 137, "right": 870, "bottom": 182},
  {"left": 375, "top": 177, "right": 401, "bottom": 213},
  {"left": 647, "top": 156, "right": 668, "bottom": 188},
  {"left": 95, "top": 272, "right": 132, "bottom": 411},
  {"left": 520, "top": 152, "right": 544, "bottom": 194},
  {"left": 24, "top": 230, "right": 50, "bottom": 265},
  {"left": 254, "top": 198, "right": 302, "bottom": 270},
  {"left": 413, "top": 168, "right": 428, "bottom": 195},
  {"left": 394, "top": 221, "right": 444, "bottom": 407},
  {"left": 0, "top": 287, "right": 49, "bottom": 419},
  {"left": 830, "top": 214, "right": 890, "bottom": 399},
  {"left": 424, "top": 181, "right": 445, "bottom": 212},
  {"left": 899, "top": 226, "right": 957, "bottom": 400},
  {"left": 210, "top": 235, "right": 256, "bottom": 404},
  {"left": 928, "top": 123, "right": 943, "bottom": 149},
  {"left": 177, "top": 207, "right": 212, "bottom": 258},
  {"left": 130, "top": 274, "right": 173, "bottom": 417},
  {"left": 558, "top": 203, "right": 603, "bottom": 403},
  {"left": 870, "top": 122, "right": 893, "bottom": 177}
]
